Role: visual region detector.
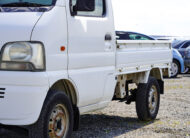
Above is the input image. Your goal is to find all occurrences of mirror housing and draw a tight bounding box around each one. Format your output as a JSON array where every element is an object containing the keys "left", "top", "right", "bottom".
[{"left": 73, "top": 0, "right": 95, "bottom": 13}]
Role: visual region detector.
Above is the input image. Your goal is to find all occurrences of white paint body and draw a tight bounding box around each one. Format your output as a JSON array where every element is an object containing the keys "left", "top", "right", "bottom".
[
  {"left": 0, "top": 0, "right": 172, "bottom": 125},
  {"left": 116, "top": 40, "right": 172, "bottom": 75}
]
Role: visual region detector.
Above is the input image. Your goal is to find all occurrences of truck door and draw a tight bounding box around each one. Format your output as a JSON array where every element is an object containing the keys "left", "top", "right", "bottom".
[{"left": 66, "top": 0, "right": 116, "bottom": 107}]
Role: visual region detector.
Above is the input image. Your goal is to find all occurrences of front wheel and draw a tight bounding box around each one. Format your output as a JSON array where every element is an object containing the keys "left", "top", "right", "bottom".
[
  {"left": 29, "top": 91, "right": 74, "bottom": 138},
  {"left": 136, "top": 77, "right": 160, "bottom": 121}
]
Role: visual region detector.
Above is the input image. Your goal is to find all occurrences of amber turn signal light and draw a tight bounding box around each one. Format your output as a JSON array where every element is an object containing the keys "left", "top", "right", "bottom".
[{"left": 60, "top": 46, "right": 66, "bottom": 51}]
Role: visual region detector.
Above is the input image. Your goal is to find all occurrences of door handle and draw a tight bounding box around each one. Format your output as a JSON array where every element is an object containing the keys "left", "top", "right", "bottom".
[{"left": 105, "top": 34, "right": 112, "bottom": 41}]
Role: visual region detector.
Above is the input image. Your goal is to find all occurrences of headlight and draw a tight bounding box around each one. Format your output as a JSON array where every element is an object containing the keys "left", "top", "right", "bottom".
[{"left": 0, "top": 42, "right": 45, "bottom": 71}]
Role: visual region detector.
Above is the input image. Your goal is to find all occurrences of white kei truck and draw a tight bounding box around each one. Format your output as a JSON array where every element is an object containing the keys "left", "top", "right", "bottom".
[{"left": 0, "top": 0, "right": 172, "bottom": 137}]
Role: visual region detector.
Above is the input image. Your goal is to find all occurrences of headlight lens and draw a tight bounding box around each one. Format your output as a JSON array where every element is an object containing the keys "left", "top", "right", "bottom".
[
  {"left": 0, "top": 42, "right": 45, "bottom": 71},
  {"left": 9, "top": 42, "right": 32, "bottom": 61}
]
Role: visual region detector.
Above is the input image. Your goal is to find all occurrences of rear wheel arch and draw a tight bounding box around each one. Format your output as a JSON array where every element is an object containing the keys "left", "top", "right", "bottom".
[
  {"left": 150, "top": 68, "right": 164, "bottom": 94},
  {"left": 150, "top": 68, "right": 163, "bottom": 80}
]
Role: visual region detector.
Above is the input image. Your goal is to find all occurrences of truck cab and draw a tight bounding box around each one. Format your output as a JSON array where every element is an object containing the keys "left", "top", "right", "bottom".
[{"left": 0, "top": 0, "right": 172, "bottom": 137}]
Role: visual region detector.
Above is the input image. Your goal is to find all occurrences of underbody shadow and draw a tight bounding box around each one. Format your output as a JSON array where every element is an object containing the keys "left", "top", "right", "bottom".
[
  {"left": 0, "top": 113, "right": 158, "bottom": 138},
  {"left": 72, "top": 114, "right": 157, "bottom": 138},
  {"left": 0, "top": 125, "right": 27, "bottom": 138}
]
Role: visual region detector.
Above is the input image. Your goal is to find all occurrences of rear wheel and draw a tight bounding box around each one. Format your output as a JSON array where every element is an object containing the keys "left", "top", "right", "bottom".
[
  {"left": 136, "top": 77, "right": 160, "bottom": 121},
  {"left": 29, "top": 91, "right": 73, "bottom": 138},
  {"left": 171, "top": 60, "right": 180, "bottom": 78}
]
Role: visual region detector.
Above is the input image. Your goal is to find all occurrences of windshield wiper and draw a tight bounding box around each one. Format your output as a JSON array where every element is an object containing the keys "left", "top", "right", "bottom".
[{"left": 0, "top": 2, "right": 48, "bottom": 7}]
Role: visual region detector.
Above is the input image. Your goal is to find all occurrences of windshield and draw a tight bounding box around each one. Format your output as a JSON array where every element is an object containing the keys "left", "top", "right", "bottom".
[{"left": 0, "top": 0, "right": 56, "bottom": 6}]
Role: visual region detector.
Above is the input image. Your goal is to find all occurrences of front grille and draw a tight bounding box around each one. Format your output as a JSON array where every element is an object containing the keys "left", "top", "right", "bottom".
[{"left": 0, "top": 88, "right": 5, "bottom": 98}]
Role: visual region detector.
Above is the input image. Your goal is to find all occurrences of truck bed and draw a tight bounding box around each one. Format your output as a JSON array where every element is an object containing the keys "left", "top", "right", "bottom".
[{"left": 116, "top": 40, "right": 172, "bottom": 74}]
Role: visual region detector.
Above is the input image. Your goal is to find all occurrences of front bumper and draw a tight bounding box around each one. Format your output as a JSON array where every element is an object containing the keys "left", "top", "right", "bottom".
[{"left": 0, "top": 71, "right": 49, "bottom": 125}]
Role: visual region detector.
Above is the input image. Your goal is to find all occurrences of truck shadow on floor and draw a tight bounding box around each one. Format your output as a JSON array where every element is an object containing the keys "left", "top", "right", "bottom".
[
  {"left": 0, "top": 125, "right": 27, "bottom": 138},
  {"left": 0, "top": 114, "right": 157, "bottom": 138},
  {"left": 72, "top": 114, "right": 157, "bottom": 138}
]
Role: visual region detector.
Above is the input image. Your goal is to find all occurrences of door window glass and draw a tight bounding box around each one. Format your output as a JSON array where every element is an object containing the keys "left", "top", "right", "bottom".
[{"left": 71, "top": 0, "right": 105, "bottom": 17}]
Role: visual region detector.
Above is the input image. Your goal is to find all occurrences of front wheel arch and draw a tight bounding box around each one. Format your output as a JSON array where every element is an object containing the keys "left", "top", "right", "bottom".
[{"left": 47, "top": 79, "right": 80, "bottom": 131}]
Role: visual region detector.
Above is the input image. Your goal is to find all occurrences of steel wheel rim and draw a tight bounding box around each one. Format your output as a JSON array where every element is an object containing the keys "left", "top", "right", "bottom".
[
  {"left": 148, "top": 85, "right": 158, "bottom": 114},
  {"left": 48, "top": 104, "right": 69, "bottom": 138},
  {"left": 171, "top": 62, "right": 178, "bottom": 76}
]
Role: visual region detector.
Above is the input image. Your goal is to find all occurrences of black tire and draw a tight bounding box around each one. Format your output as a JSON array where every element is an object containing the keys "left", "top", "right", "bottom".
[
  {"left": 29, "top": 91, "right": 73, "bottom": 138},
  {"left": 136, "top": 77, "right": 160, "bottom": 121},
  {"left": 171, "top": 60, "right": 180, "bottom": 78}
]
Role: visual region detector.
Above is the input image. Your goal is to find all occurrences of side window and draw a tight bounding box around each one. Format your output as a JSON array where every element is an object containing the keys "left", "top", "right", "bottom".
[
  {"left": 182, "top": 42, "right": 190, "bottom": 48},
  {"left": 117, "top": 33, "right": 130, "bottom": 40},
  {"left": 129, "top": 34, "right": 150, "bottom": 40},
  {"left": 71, "top": 0, "right": 105, "bottom": 17}
]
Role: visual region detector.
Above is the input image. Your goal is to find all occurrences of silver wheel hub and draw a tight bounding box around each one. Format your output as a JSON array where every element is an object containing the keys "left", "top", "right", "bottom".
[
  {"left": 148, "top": 85, "right": 158, "bottom": 114},
  {"left": 48, "top": 104, "right": 69, "bottom": 138},
  {"left": 171, "top": 62, "right": 178, "bottom": 76}
]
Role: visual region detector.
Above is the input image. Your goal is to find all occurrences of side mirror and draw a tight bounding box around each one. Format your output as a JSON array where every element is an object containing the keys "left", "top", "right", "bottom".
[{"left": 73, "top": 0, "right": 95, "bottom": 13}]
